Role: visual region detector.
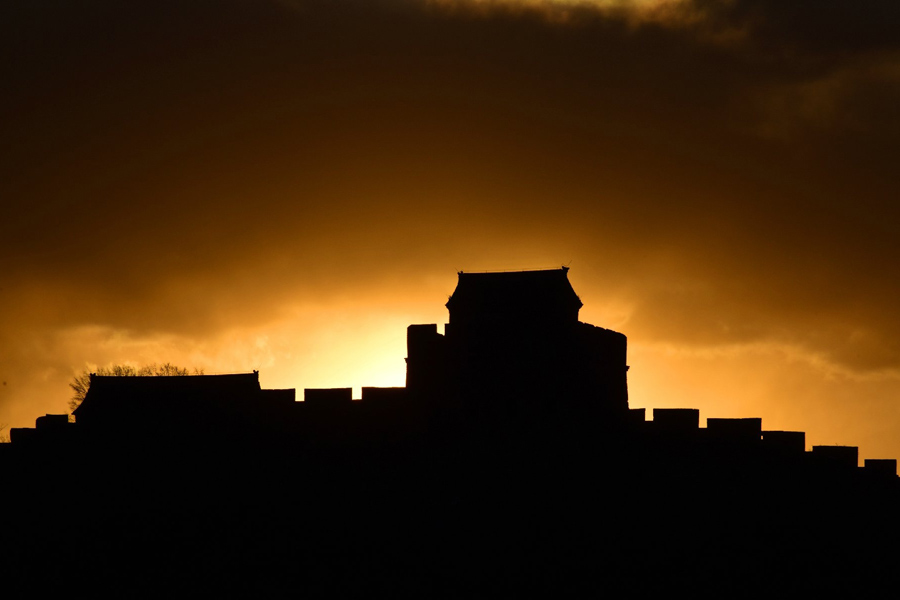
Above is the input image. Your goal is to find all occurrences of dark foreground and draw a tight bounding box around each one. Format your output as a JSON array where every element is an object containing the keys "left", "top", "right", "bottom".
[{"left": 4, "top": 422, "right": 898, "bottom": 597}]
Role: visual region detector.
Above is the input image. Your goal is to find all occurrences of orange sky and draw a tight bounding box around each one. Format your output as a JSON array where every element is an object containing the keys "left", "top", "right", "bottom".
[{"left": 3, "top": 0, "right": 900, "bottom": 461}]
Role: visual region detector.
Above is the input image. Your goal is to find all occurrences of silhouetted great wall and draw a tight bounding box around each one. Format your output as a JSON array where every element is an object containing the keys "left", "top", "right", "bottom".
[{"left": 4, "top": 269, "right": 900, "bottom": 595}]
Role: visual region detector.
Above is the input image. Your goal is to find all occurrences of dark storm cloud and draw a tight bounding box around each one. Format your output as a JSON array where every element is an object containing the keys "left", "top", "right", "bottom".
[
  {"left": 2, "top": 0, "right": 899, "bottom": 392},
  {"left": 691, "top": 0, "right": 900, "bottom": 55}
]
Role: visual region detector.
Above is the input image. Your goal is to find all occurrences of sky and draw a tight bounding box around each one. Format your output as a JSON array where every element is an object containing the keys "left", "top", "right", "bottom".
[{"left": 3, "top": 0, "right": 900, "bottom": 460}]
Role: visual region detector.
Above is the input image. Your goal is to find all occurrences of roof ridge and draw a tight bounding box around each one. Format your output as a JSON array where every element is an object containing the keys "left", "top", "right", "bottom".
[{"left": 458, "top": 266, "right": 569, "bottom": 274}]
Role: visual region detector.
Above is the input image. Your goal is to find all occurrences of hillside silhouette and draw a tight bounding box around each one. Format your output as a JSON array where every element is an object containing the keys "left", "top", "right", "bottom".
[{"left": 4, "top": 268, "right": 899, "bottom": 595}]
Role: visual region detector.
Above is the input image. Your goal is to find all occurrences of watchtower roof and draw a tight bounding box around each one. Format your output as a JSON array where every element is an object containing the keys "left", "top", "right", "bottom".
[{"left": 446, "top": 267, "right": 582, "bottom": 318}]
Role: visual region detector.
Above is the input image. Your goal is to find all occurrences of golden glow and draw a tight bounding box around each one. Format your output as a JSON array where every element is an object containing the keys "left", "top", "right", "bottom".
[
  {"left": 423, "top": 0, "right": 697, "bottom": 26},
  {"left": 426, "top": 0, "right": 685, "bottom": 9}
]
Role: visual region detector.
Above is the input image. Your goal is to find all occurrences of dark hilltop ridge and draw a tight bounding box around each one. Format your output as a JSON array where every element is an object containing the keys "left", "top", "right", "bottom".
[{"left": 5, "top": 268, "right": 900, "bottom": 595}]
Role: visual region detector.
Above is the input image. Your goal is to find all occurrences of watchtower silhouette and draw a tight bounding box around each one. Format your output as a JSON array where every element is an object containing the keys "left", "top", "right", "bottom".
[{"left": 406, "top": 267, "right": 629, "bottom": 427}]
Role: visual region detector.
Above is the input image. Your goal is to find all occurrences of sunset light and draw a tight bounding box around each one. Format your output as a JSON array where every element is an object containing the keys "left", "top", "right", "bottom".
[{"left": 4, "top": 0, "right": 900, "bottom": 533}]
